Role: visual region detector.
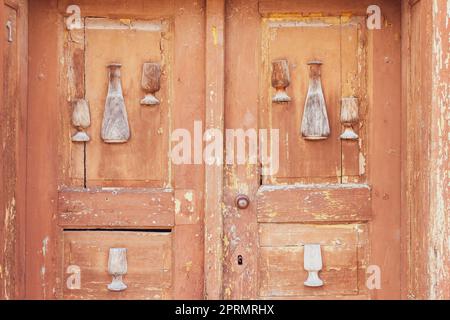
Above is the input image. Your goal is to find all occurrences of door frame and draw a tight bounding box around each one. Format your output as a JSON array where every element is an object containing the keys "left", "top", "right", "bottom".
[{"left": 0, "top": 0, "right": 447, "bottom": 299}]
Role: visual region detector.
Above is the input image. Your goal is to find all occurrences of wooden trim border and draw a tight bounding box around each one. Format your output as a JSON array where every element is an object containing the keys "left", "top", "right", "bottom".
[{"left": 204, "top": 0, "right": 225, "bottom": 300}]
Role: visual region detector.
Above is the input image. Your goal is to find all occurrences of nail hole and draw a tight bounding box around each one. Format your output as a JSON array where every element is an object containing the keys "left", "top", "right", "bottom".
[{"left": 237, "top": 255, "right": 243, "bottom": 265}]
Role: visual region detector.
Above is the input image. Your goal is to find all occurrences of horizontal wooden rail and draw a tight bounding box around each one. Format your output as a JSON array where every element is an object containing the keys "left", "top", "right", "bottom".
[
  {"left": 256, "top": 184, "right": 371, "bottom": 223},
  {"left": 58, "top": 187, "right": 174, "bottom": 228}
]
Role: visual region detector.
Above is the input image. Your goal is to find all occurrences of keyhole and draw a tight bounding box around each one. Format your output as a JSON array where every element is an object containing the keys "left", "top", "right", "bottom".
[
  {"left": 237, "top": 255, "right": 243, "bottom": 265},
  {"left": 6, "top": 21, "right": 13, "bottom": 42}
]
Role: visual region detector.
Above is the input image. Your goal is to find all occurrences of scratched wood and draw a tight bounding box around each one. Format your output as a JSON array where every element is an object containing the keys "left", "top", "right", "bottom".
[
  {"left": 170, "top": 0, "right": 206, "bottom": 299},
  {"left": 227, "top": 0, "right": 402, "bottom": 301},
  {"left": 1, "top": 3, "right": 18, "bottom": 299},
  {"left": 223, "top": 0, "right": 261, "bottom": 300},
  {"left": 263, "top": 17, "right": 342, "bottom": 184},
  {"left": 58, "top": 188, "right": 174, "bottom": 228},
  {"left": 257, "top": 184, "right": 371, "bottom": 222},
  {"left": 63, "top": 231, "right": 172, "bottom": 299},
  {"left": 84, "top": 17, "right": 171, "bottom": 187},
  {"left": 403, "top": 0, "right": 450, "bottom": 299},
  {"left": 26, "top": 0, "right": 60, "bottom": 298},
  {"left": 341, "top": 17, "right": 367, "bottom": 182},
  {"left": 259, "top": 224, "right": 361, "bottom": 297}
]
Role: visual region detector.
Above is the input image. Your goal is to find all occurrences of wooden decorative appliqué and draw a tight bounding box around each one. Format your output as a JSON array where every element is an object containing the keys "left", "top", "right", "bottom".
[
  {"left": 107, "top": 248, "right": 128, "bottom": 291},
  {"left": 340, "top": 97, "right": 359, "bottom": 140},
  {"left": 300, "top": 61, "right": 330, "bottom": 140},
  {"left": 271, "top": 59, "right": 291, "bottom": 103},
  {"left": 101, "top": 64, "right": 130, "bottom": 143},
  {"left": 71, "top": 99, "right": 91, "bottom": 142},
  {"left": 140, "top": 62, "right": 161, "bottom": 106}
]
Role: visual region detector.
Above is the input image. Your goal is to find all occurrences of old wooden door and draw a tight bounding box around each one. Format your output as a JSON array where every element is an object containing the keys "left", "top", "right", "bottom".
[
  {"left": 223, "top": 0, "right": 401, "bottom": 299},
  {"left": 27, "top": 0, "right": 204, "bottom": 299}
]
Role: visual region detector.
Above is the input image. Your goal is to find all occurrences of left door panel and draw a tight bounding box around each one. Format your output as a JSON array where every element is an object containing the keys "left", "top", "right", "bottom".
[{"left": 26, "top": 0, "right": 205, "bottom": 299}]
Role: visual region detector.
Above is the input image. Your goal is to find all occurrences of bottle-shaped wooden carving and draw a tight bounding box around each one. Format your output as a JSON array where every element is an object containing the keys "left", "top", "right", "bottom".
[
  {"left": 101, "top": 63, "right": 130, "bottom": 143},
  {"left": 300, "top": 61, "right": 330, "bottom": 140}
]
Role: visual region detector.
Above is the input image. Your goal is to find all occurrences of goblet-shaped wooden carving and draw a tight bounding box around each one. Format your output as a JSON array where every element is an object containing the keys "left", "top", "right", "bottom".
[
  {"left": 71, "top": 99, "right": 91, "bottom": 142},
  {"left": 140, "top": 62, "right": 161, "bottom": 106},
  {"left": 340, "top": 97, "right": 359, "bottom": 140},
  {"left": 303, "top": 244, "right": 324, "bottom": 287},
  {"left": 300, "top": 61, "right": 330, "bottom": 140},
  {"left": 107, "top": 248, "right": 128, "bottom": 292},
  {"left": 101, "top": 63, "right": 130, "bottom": 143},
  {"left": 271, "top": 59, "right": 291, "bottom": 103}
]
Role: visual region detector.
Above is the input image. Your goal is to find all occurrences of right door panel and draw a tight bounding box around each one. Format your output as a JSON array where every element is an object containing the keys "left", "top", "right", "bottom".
[{"left": 224, "top": 0, "right": 401, "bottom": 300}]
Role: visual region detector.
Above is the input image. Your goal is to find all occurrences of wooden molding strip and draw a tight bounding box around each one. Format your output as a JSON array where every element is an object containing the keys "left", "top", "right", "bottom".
[
  {"left": 58, "top": 187, "right": 174, "bottom": 228},
  {"left": 257, "top": 184, "right": 372, "bottom": 222},
  {"left": 204, "top": 0, "right": 225, "bottom": 300}
]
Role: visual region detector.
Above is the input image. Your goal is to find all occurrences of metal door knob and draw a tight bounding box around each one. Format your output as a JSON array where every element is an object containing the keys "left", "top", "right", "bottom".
[{"left": 235, "top": 194, "right": 250, "bottom": 209}]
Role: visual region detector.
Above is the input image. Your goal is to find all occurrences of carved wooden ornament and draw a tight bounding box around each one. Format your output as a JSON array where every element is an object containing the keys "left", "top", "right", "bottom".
[
  {"left": 101, "top": 64, "right": 130, "bottom": 143},
  {"left": 340, "top": 97, "right": 359, "bottom": 140},
  {"left": 71, "top": 99, "right": 91, "bottom": 142},
  {"left": 303, "top": 243, "right": 324, "bottom": 287},
  {"left": 140, "top": 62, "right": 161, "bottom": 106},
  {"left": 107, "top": 248, "right": 128, "bottom": 292},
  {"left": 271, "top": 59, "right": 291, "bottom": 103},
  {"left": 300, "top": 61, "right": 330, "bottom": 140}
]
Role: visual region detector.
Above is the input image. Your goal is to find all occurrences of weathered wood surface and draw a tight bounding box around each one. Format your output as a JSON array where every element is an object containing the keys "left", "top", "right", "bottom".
[
  {"left": 84, "top": 17, "right": 170, "bottom": 187},
  {"left": 262, "top": 17, "right": 342, "bottom": 184},
  {"left": 301, "top": 61, "right": 330, "bottom": 140},
  {"left": 101, "top": 64, "right": 130, "bottom": 143},
  {"left": 204, "top": 0, "right": 225, "bottom": 300},
  {"left": 403, "top": 0, "right": 450, "bottom": 300},
  {"left": 140, "top": 62, "right": 161, "bottom": 105},
  {"left": 58, "top": 188, "right": 174, "bottom": 228},
  {"left": 63, "top": 231, "right": 172, "bottom": 299},
  {"left": 257, "top": 184, "right": 371, "bottom": 222},
  {"left": 271, "top": 59, "right": 291, "bottom": 103},
  {"left": 259, "top": 224, "right": 361, "bottom": 297},
  {"left": 26, "top": 0, "right": 59, "bottom": 298},
  {"left": 223, "top": 0, "right": 260, "bottom": 299}
]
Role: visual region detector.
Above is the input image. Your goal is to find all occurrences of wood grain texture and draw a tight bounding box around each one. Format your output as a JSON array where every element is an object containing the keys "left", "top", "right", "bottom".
[
  {"left": 262, "top": 17, "right": 342, "bottom": 183},
  {"left": 223, "top": 0, "right": 260, "bottom": 299},
  {"left": 403, "top": 0, "right": 450, "bottom": 300},
  {"left": 58, "top": 188, "right": 174, "bottom": 228},
  {"left": 26, "top": 0, "right": 59, "bottom": 299},
  {"left": 204, "top": 0, "right": 225, "bottom": 300},
  {"left": 367, "top": 0, "right": 402, "bottom": 299},
  {"left": 1, "top": 0, "right": 28, "bottom": 299},
  {"left": 259, "top": 224, "right": 363, "bottom": 297},
  {"left": 84, "top": 17, "right": 171, "bottom": 187},
  {"left": 62, "top": 231, "right": 172, "bottom": 299},
  {"left": 171, "top": 0, "right": 206, "bottom": 299},
  {"left": 257, "top": 184, "right": 371, "bottom": 222}
]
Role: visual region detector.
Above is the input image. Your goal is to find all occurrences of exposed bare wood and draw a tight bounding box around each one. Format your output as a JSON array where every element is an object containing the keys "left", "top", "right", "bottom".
[
  {"left": 71, "top": 99, "right": 91, "bottom": 142},
  {"left": 57, "top": 188, "right": 174, "bottom": 228},
  {"left": 204, "top": 0, "right": 225, "bottom": 300},
  {"left": 26, "top": 0, "right": 59, "bottom": 298},
  {"left": 257, "top": 184, "right": 371, "bottom": 222},
  {"left": 101, "top": 64, "right": 130, "bottom": 143},
  {"left": 301, "top": 61, "right": 330, "bottom": 140},
  {"left": 107, "top": 248, "right": 128, "bottom": 291},
  {"left": 340, "top": 97, "right": 359, "bottom": 140},
  {"left": 259, "top": 224, "right": 364, "bottom": 297},
  {"left": 63, "top": 231, "right": 172, "bottom": 299}
]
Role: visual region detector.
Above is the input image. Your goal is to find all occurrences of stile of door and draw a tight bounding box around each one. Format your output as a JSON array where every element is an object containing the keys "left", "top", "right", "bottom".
[{"left": 223, "top": 0, "right": 401, "bottom": 299}]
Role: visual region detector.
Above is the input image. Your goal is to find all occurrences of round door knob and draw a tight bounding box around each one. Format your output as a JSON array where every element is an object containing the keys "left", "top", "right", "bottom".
[{"left": 235, "top": 194, "right": 250, "bottom": 209}]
